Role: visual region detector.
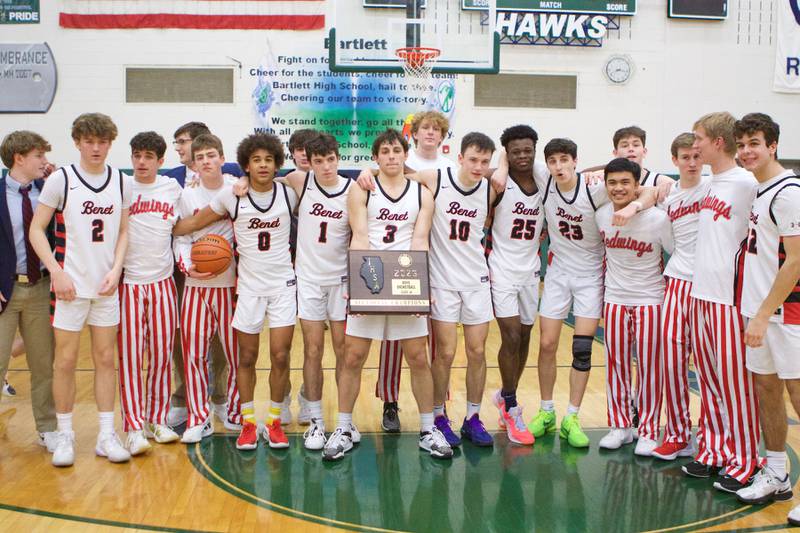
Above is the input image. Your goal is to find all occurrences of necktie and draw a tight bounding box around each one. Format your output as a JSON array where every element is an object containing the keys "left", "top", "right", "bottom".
[{"left": 19, "top": 185, "right": 41, "bottom": 284}]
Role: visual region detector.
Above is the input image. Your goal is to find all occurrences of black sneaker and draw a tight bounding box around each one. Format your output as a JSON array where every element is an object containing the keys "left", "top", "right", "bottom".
[
  {"left": 682, "top": 461, "right": 722, "bottom": 478},
  {"left": 714, "top": 473, "right": 752, "bottom": 494},
  {"left": 382, "top": 402, "right": 400, "bottom": 433}
]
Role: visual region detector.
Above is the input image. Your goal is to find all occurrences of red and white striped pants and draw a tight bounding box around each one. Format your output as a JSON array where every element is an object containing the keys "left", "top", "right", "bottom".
[
  {"left": 375, "top": 324, "right": 437, "bottom": 402},
  {"left": 604, "top": 303, "right": 662, "bottom": 441},
  {"left": 118, "top": 279, "right": 178, "bottom": 432},
  {"left": 690, "top": 297, "right": 760, "bottom": 482},
  {"left": 181, "top": 286, "right": 240, "bottom": 428},
  {"left": 661, "top": 277, "right": 694, "bottom": 444}
]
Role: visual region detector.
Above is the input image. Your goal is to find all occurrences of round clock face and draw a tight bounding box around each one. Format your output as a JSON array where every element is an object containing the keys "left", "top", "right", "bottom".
[{"left": 605, "top": 56, "right": 632, "bottom": 84}]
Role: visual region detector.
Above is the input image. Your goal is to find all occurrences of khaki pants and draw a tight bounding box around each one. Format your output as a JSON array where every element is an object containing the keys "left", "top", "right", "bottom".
[
  {"left": 170, "top": 271, "right": 228, "bottom": 407},
  {"left": 0, "top": 279, "right": 56, "bottom": 432}
]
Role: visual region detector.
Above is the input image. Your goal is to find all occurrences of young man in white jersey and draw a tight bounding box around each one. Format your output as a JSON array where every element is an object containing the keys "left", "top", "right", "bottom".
[
  {"left": 276, "top": 133, "right": 351, "bottom": 450},
  {"left": 118, "top": 132, "right": 183, "bottom": 455},
  {"left": 596, "top": 157, "right": 673, "bottom": 453},
  {"left": 488, "top": 125, "right": 547, "bottom": 446},
  {"left": 612, "top": 126, "right": 674, "bottom": 193},
  {"left": 29, "top": 113, "right": 132, "bottom": 466},
  {"left": 323, "top": 129, "right": 452, "bottom": 461},
  {"left": 375, "top": 111, "right": 455, "bottom": 433},
  {"left": 382, "top": 132, "right": 498, "bottom": 449},
  {"left": 165, "top": 121, "right": 240, "bottom": 429},
  {"left": 682, "top": 111, "right": 760, "bottom": 493},
  {"left": 173, "top": 134, "right": 241, "bottom": 444},
  {"left": 651, "top": 133, "right": 709, "bottom": 461},
  {"left": 175, "top": 133, "right": 297, "bottom": 450},
  {"left": 732, "top": 114, "right": 800, "bottom": 521},
  {"left": 524, "top": 139, "right": 656, "bottom": 449}
]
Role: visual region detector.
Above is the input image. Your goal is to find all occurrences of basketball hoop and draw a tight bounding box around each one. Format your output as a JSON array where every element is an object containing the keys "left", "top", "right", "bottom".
[{"left": 396, "top": 46, "right": 440, "bottom": 107}]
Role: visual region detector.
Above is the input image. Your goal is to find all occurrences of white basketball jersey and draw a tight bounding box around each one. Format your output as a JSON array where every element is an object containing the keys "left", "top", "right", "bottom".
[
  {"left": 175, "top": 176, "right": 237, "bottom": 289},
  {"left": 295, "top": 172, "right": 352, "bottom": 285},
  {"left": 640, "top": 169, "right": 665, "bottom": 187},
  {"left": 597, "top": 204, "right": 673, "bottom": 306},
  {"left": 211, "top": 183, "right": 297, "bottom": 297},
  {"left": 690, "top": 166, "right": 757, "bottom": 306},
  {"left": 742, "top": 171, "right": 800, "bottom": 324},
  {"left": 488, "top": 175, "right": 544, "bottom": 287},
  {"left": 124, "top": 175, "right": 182, "bottom": 284},
  {"left": 48, "top": 165, "right": 126, "bottom": 299},
  {"left": 661, "top": 177, "right": 711, "bottom": 282},
  {"left": 405, "top": 148, "right": 457, "bottom": 173},
  {"left": 366, "top": 178, "right": 421, "bottom": 251},
  {"left": 429, "top": 168, "right": 491, "bottom": 290},
  {"left": 542, "top": 175, "right": 607, "bottom": 277}
]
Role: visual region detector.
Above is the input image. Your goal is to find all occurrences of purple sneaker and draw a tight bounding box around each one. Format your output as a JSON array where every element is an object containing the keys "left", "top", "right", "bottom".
[
  {"left": 434, "top": 415, "right": 462, "bottom": 447},
  {"left": 460, "top": 414, "right": 494, "bottom": 447}
]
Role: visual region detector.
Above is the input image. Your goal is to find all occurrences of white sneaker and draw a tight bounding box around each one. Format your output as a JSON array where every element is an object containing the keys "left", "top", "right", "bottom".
[
  {"left": 126, "top": 430, "right": 152, "bottom": 456},
  {"left": 144, "top": 423, "right": 179, "bottom": 444},
  {"left": 297, "top": 391, "right": 312, "bottom": 426},
  {"left": 303, "top": 418, "right": 326, "bottom": 450},
  {"left": 419, "top": 427, "right": 453, "bottom": 459},
  {"left": 599, "top": 428, "right": 634, "bottom": 450},
  {"left": 223, "top": 418, "right": 243, "bottom": 431},
  {"left": 737, "top": 467, "right": 793, "bottom": 504},
  {"left": 281, "top": 394, "right": 293, "bottom": 426},
  {"left": 51, "top": 431, "right": 75, "bottom": 467},
  {"left": 210, "top": 402, "right": 228, "bottom": 422},
  {"left": 95, "top": 432, "right": 132, "bottom": 463},
  {"left": 167, "top": 405, "right": 188, "bottom": 427},
  {"left": 38, "top": 431, "right": 59, "bottom": 453},
  {"left": 789, "top": 503, "right": 800, "bottom": 527},
  {"left": 181, "top": 418, "right": 213, "bottom": 443},
  {"left": 634, "top": 437, "right": 659, "bottom": 456},
  {"left": 322, "top": 426, "right": 356, "bottom": 461}
]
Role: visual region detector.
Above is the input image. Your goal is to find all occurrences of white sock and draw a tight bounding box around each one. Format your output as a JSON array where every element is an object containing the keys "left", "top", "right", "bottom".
[
  {"left": 466, "top": 401, "right": 481, "bottom": 419},
  {"left": 308, "top": 400, "right": 323, "bottom": 421},
  {"left": 56, "top": 412, "right": 73, "bottom": 433},
  {"left": 283, "top": 393, "right": 290, "bottom": 404},
  {"left": 420, "top": 412, "right": 434, "bottom": 433},
  {"left": 433, "top": 404, "right": 445, "bottom": 418},
  {"left": 98, "top": 411, "right": 114, "bottom": 435},
  {"left": 767, "top": 449, "right": 788, "bottom": 479},
  {"left": 337, "top": 412, "right": 353, "bottom": 429},
  {"left": 541, "top": 400, "right": 555, "bottom": 412},
  {"left": 567, "top": 403, "right": 580, "bottom": 415}
]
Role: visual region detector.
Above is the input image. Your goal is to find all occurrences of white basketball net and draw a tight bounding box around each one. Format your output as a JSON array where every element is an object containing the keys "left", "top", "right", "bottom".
[{"left": 396, "top": 47, "right": 440, "bottom": 107}]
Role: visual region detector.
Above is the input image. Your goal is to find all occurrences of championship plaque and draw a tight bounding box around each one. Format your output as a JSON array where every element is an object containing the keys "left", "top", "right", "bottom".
[{"left": 347, "top": 250, "right": 431, "bottom": 314}]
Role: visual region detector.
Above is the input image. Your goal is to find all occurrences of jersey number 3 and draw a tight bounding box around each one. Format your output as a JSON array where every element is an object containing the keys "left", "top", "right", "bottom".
[{"left": 383, "top": 225, "right": 397, "bottom": 244}]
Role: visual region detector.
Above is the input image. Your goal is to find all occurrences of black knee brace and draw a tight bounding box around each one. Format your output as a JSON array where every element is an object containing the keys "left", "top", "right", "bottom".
[{"left": 571, "top": 334, "right": 593, "bottom": 372}]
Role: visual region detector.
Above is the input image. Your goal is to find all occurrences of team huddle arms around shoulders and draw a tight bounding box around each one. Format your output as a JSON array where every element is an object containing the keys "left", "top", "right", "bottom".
[{"left": 2, "top": 109, "right": 800, "bottom": 523}]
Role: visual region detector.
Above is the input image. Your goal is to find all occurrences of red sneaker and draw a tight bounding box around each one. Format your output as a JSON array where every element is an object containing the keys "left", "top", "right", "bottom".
[
  {"left": 236, "top": 422, "right": 258, "bottom": 450},
  {"left": 266, "top": 419, "right": 289, "bottom": 449},
  {"left": 651, "top": 440, "right": 695, "bottom": 461}
]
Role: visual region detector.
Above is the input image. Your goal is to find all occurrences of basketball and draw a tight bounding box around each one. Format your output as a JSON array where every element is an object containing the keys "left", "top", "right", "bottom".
[{"left": 191, "top": 234, "right": 233, "bottom": 274}]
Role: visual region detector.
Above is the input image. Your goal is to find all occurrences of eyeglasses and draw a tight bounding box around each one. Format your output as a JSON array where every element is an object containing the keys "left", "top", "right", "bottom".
[{"left": 173, "top": 138, "right": 192, "bottom": 147}]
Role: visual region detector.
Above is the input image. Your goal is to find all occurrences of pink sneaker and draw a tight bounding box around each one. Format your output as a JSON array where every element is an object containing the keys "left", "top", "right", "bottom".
[{"left": 500, "top": 406, "right": 535, "bottom": 446}]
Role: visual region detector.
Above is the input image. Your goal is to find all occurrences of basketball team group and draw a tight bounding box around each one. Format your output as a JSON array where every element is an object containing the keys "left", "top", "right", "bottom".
[{"left": 1, "top": 109, "right": 799, "bottom": 521}]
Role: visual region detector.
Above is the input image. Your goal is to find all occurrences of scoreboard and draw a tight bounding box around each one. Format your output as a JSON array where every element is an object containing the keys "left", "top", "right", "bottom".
[
  {"left": 462, "top": 1, "right": 636, "bottom": 15},
  {"left": 668, "top": 0, "right": 727, "bottom": 20}
]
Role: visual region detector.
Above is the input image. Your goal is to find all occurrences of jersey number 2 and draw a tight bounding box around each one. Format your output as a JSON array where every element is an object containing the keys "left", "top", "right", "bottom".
[{"left": 91, "top": 219, "right": 104, "bottom": 242}]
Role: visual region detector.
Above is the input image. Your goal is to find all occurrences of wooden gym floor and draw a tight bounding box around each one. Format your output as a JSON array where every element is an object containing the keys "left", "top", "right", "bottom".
[{"left": 0, "top": 318, "right": 798, "bottom": 532}]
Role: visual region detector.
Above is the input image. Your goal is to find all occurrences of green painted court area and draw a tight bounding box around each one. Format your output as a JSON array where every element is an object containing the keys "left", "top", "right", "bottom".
[{"left": 189, "top": 431, "right": 799, "bottom": 532}]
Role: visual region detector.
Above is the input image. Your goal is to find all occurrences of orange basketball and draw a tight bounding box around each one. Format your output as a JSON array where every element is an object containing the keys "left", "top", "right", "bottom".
[{"left": 191, "top": 234, "right": 233, "bottom": 275}]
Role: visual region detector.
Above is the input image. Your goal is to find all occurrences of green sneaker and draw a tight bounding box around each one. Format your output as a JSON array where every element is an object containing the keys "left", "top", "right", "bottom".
[
  {"left": 528, "top": 409, "right": 556, "bottom": 438},
  {"left": 559, "top": 414, "right": 590, "bottom": 448}
]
